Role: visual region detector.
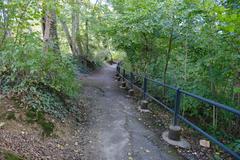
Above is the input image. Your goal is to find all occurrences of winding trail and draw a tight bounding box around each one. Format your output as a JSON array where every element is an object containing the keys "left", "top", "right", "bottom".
[{"left": 80, "top": 64, "right": 183, "bottom": 160}]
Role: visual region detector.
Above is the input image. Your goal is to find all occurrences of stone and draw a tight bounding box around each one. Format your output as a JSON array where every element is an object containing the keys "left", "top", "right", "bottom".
[
  {"left": 0, "top": 122, "right": 5, "bottom": 128},
  {"left": 74, "top": 150, "right": 79, "bottom": 153},
  {"left": 137, "top": 106, "right": 151, "bottom": 113},
  {"left": 145, "top": 149, "right": 150, "bottom": 153},
  {"left": 200, "top": 139, "right": 210, "bottom": 148},
  {"left": 128, "top": 89, "right": 134, "bottom": 96}
]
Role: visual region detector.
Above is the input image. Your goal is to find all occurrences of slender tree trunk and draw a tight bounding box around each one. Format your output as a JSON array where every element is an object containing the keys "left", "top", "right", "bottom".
[
  {"left": 71, "top": 1, "right": 84, "bottom": 57},
  {"left": 184, "top": 41, "right": 188, "bottom": 82},
  {"left": 1, "top": 0, "right": 11, "bottom": 47},
  {"left": 60, "top": 20, "right": 75, "bottom": 54},
  {"left": 76, "top": 24, "right": 84, "bottom": 56},
  {"left": 142, "top": 33, "right": 149, "bottom": 72},
  {"left": 61, "top": 1, "right": 85, "bottom": 62},
  {"left": 85, "top": 19, "right": 89, "bottom": 55},
  {"left": 163, "top": 27, "right": 173, "bottom": 96},
  {"left": 210, "top": 67, "right": 217, "bottom": 127},
  {"left": 72, "top": 10, "right": 80, "bottom": 56},
  {"left": 234, "top": 71, "right": 240, "bottom": 105}
]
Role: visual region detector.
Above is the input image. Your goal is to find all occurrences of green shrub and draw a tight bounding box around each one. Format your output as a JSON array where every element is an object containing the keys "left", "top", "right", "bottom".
[
  {"left": 0, "top": 33, "right": 80, "bottom": 119},
  {"left": 229, "top": 139, "right": 240, "bottom": 153}
]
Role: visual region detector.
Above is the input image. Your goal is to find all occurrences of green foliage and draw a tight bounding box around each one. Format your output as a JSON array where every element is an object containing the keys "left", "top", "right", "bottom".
[
  {"left": 1, "top": 0, "right": 239, "bottom": 157},
  {"left": 229, "top": 139, "right": 240, "bottom": 153},
  {"left": 6, "top": 111, "right": 16, "bottom": 120},
  {"left": 0, "top": 33, "right": 80, "bottom": 119},
  {"left": 26, "top": 109, "right": 44, "bottom": 123},
  {"left": 26, "top": 109, "right": 55, "bottom": 137},
  {"left": 1, "top": 150, "right": 23, "bottom": 160},
  {"left": 39, "top": 121, "right": 54, "bottom": 137},
  {"left": 111, "top": 51, "right": 126, "bottom": 61},
  {"left": 104, "top": 0, "right": 240, "bottom": 152}
]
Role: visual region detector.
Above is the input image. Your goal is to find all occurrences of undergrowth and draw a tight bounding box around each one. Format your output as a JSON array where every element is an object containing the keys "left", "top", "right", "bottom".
[
  {"left": 0, "top": 33, "right": 80, "bottom": 120},
  {"left": 0, "top": 149, "right": 23, "bottom": 160},
  {"left": 26, "top": 109, "right": 54, "bottom": 137}
]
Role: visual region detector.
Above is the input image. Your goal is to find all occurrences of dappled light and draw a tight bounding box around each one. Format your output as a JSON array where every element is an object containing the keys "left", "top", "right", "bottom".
[{"left": 0, "top": 0, "right": 239, "bottom": 160}]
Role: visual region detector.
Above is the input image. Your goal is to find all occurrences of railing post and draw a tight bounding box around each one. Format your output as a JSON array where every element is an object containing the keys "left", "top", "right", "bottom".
[
  {"left": 123, "top": 69, "right": 126, "bottom": 80},
  {"left": 116, "top": 65, "right": 119, "bottom": 76},
  {"left": 117, "top": 67, "right": 121, "bottom": 81},
  {"left": 162, "top": 88, "right": 187, "bottom": 146},
  {"left": 130, "top": 72, "right": 134, "bottom": 89},
  {"left": 140, "top": 75, "right": 149, "bottom": 109},
  {"left": 143, "top": 76, "right": 147, "bottom": 99},
  {"left": 128, "top": 72, "right": 135, "bottom": 96},
  {"left": 173, "top": 88, "right": 181, "bottom": 126}
]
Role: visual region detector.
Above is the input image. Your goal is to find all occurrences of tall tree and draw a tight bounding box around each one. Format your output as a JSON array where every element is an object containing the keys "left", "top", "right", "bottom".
[
  {"left": 0, "top": 0, "right": 11, "bottom": 47},
  {"left": 42, "top": 0, "right": 60, "bottom": 53}
]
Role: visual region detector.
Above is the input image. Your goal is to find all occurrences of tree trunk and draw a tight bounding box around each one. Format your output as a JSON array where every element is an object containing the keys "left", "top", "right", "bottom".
[
  {"left": 71, "top": 1, "right": 84, "bottom": 57},
  {"left": 1, "top": 0, "right": 11, "bottom": 47},
  {"left": 184, "top": 41, "right": 188, "bottom": 82},
  {"left": 85, "top": 19, "right": 89, "bottom": 55},
  {"left": 163, "top": 27, "right": 173, "bottom": 96},
  {"left": 60, "top": 20, "right": 75, "bottom": 54},
  {"left": 72, "top": 10, "right": 80, "bottom": 56},
  {"left": 42, "top": 1, "right": 60, "bottom": 54}
]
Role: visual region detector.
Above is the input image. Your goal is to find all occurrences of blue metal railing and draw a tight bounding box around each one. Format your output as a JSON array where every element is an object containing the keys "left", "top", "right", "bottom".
[{"left": 116, "top": 64, "right": 240, "bottom": 159}]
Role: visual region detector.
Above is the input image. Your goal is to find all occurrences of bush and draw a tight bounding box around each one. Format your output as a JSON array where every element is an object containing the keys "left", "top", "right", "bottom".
[{"left": 0, "top": 33, "right": 80, "bottom": 119}]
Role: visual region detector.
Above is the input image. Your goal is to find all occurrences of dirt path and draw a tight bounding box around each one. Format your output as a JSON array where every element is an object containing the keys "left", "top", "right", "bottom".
[{"left": 80, "top": 64, "right": 183, "bottom": 160}]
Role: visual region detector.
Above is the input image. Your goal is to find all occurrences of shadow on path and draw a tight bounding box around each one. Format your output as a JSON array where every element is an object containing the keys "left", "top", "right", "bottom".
[{"left": 80, "top": 64, "right": 184, "bottom": 160}]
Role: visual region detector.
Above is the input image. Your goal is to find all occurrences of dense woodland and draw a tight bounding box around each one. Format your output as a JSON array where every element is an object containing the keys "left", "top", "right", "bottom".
[{"left": 0, "top": 0, "right": 240, "bottom": 158}]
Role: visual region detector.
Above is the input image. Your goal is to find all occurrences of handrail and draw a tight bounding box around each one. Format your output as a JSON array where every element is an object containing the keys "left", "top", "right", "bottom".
[
  {"left": 116, "top": 64, "right": 240, "bottom": 159},
  {"left": 180, "top": 90, "right": 240, "bottom": 117},
  {"left": 147, "top": 78, "right": 178, "bottom": 90}
]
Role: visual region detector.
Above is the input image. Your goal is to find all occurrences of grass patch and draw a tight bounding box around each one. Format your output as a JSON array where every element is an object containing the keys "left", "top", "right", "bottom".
[
  {"left": 39, "top": 121, "right": 54, "bottom": 137},
  {"left": 0, "top": 149, "right": 24, "bottom": 160},
  {"left": 6, "top": 111, "right": 16, "bottom": 120},
  {"left": 26, "top": 109, "right": 55, "bottom": 137}
]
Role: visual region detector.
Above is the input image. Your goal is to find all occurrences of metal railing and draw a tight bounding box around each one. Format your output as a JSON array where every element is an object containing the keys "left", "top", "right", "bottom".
[{"left": 116, "top": 65, "right": 240, "bottom": 159}]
